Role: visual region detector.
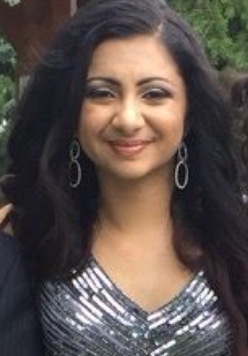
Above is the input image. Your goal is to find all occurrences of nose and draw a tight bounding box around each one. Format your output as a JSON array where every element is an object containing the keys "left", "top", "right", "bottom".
[{"left": 111, "top": 98, "right": 144, "bottom": 135}]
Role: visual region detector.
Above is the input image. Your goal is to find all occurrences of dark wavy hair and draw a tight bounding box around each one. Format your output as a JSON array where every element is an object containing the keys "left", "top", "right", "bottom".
[
  {"left": 1, "top": 0, "right": 248, "bottom": 353},
  {"left": 230, "top": 76, "right": 248, "bottom": 196}
]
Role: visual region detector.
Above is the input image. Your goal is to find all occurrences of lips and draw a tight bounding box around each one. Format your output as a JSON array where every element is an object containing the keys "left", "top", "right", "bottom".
[
  {"left": 108, "top": 140, "right": 152, "bottom": 146},
  {"left": 106, "top": 139, "right": 153, "bottom": 156}
]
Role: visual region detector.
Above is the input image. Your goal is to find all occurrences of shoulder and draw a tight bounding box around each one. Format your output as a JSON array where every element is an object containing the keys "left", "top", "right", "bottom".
[
  {"left": 0, "top": 204, "right": 20, "bottom": 286},
  {"left": 0, "top": 208, "right": 44, "bottom": 355},
  {"left": 0, "top": 205, "right": 30, "bottom": 295},
  {"left": 0, "top": 232, "right": 20, "bottom": 289}
]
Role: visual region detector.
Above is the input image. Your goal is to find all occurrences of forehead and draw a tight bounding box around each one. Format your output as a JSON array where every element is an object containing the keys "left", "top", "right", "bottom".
[{"left": 87, "top": 35, "right": 183, "bottom": 82}]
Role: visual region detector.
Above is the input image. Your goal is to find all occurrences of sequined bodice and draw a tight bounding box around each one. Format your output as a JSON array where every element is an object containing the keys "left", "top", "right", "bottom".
[{"left": 40, "top": 256, "right": 233, "bottom": 355}]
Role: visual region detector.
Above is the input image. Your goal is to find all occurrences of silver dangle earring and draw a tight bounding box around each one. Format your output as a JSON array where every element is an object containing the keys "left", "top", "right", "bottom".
[
  {"left": 175, "top": 141, "right": 189, "bottom": 190},
  {"left": 68, "top": 139, "right": 82, "bottom": 188}
]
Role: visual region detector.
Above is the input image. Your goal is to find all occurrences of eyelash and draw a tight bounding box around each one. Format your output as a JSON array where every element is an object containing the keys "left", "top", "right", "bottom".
[
  {"left": 85, "top": 87, "right": 115, "bottom": 99},
  {"left": 143, "top": 88, "right": 171, "bottom": 100},
  {"left": 85, "top": 87, "right": 172, "bottom": 101}
]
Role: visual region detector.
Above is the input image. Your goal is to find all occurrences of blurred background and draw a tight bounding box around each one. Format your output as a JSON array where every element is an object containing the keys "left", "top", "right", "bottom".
[{"left": 0, "top": 0, "right": 247, "bottom": 176}]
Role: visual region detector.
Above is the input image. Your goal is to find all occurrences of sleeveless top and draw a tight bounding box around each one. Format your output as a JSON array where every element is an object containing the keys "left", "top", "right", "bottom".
[{"left": 40, "top": 256, "right": 234, "bottom": 356}]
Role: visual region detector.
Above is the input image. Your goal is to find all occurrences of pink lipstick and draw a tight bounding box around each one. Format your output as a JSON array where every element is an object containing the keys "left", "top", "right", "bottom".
[{"left": 107, "top": 140, "right": 152, "bottom": 156}]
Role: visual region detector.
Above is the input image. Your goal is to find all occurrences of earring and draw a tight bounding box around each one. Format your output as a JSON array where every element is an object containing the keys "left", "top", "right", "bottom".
[
  {"left": 68, "top": 139, "right": 82, "bottom": 188},
  {"left": 175, "top": 142, "right": 189, "bottom": 190}
]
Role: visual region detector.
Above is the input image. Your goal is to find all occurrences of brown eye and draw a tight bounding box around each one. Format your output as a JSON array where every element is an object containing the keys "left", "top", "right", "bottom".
[
  {"left": 143, "top": 88, "right": 171, "bottom": 100},
  {"left": 85, "top": 87, "right": 116, "bottom": 99}
]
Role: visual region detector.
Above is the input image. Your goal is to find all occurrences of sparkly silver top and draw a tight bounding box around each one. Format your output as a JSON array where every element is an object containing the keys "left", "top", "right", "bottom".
[{"left": 40, "top": 256, "right": 233, "bottom": 356}]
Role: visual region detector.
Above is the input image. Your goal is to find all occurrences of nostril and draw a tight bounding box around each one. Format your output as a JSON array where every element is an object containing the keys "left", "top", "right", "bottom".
[{"left": 112, "top": 107, "right": 144, "bottom": 130}]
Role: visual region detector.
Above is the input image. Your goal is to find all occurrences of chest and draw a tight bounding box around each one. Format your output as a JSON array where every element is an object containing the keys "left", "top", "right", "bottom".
[
  {"left": 40, "top": 259, "right": 234, "bottom": 356},
  {"left": 91, "top": 257, "right": 194, "bottom": 314}
]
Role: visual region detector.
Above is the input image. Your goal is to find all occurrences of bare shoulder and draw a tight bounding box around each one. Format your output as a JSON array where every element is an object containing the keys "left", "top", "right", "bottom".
[{"left": 0, "top": 204, "right": 13, "bottom": 235}]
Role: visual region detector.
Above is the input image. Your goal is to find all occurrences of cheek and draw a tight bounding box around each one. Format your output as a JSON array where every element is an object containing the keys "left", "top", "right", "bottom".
[
  {"left": 78, "top": 102, "right": 111, "bottom": 137},
  {"left": 76, "top": 110, "right": 93, "bottom": 153},
  {"left": 78, "top": 104, "right": 98, "bottom": 138},
  {"left": 152, "top": 106, "right": 185, "bottom": 138},
  {"left": 152, "top": 109, "right": 186, "bottom": 158},
  {"left": 77, "top": 108, "right": 107, "bottom": 162}
]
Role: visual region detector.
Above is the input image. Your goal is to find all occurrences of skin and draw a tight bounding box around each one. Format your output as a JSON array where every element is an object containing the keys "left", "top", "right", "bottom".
[
  {"left": 77, "top": 34, "right": 193, "bottom": 313},
  {"left": 79, "top": 35, "right": 187, "bottom": 182}
]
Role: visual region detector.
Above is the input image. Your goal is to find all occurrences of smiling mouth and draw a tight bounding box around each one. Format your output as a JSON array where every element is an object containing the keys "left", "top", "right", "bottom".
[{"left": 106, "top": 139, "right": 153, "bottom": 156}]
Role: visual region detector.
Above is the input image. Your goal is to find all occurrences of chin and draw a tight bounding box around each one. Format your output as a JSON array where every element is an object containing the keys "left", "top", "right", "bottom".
[{"left": 103, "top": 164, "right": 163, "bottom": 182}]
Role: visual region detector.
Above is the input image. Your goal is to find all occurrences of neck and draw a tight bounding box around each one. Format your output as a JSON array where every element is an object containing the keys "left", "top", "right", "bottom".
[{"left": 94, "top": 169, "right": 174, "bottom": 256}]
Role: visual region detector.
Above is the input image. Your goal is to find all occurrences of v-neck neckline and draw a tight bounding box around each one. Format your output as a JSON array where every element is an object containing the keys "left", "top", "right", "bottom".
[{"left": 89, "top": 254, "right": 203, "bottom": 319}]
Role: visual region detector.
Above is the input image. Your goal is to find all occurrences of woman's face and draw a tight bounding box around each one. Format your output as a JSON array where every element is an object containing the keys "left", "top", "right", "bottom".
[{"left": 78, "top": 35, "right": 187, "bottom": 182}]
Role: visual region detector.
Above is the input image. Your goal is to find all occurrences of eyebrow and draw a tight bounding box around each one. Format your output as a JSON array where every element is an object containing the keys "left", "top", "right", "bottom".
[{"left": 86, "top": 77, "right": 174, "bottom": 87}]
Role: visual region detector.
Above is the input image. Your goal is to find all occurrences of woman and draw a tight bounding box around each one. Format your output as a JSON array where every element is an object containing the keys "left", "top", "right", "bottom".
[{"left": 1, "top": 0, "right": 248, "bottom": 355}]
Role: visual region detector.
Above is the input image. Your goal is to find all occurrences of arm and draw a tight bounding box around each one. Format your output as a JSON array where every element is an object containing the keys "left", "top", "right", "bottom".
[{"left": 0, "top": 204, "right": 13, "bottom": 236}]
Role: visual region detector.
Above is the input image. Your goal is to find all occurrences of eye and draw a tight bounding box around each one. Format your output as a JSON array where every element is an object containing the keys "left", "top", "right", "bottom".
[
  {"left": 143, "top": 88, "right": 172, "bottom": 101},
  {"left": 85, "top": 87, "right": 116, "bottom": 99}
]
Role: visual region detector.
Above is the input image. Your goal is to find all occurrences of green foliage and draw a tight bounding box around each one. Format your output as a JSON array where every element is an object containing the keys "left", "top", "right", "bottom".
[
  {"left": 0, "top": 31, "right": 16, "bottom": 174},
  {"left": 2, "top": 0, "right": 23, "bottom": 6},
  {"left": 168, "top": 0, "right": 248, "bottom": 70},
  {"left": 0, "top": 37, "right": 16, "bottom": 77}
]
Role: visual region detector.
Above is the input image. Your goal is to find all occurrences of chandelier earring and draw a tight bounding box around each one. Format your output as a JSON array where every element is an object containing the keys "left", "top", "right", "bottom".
[
  {"left": 68, "top": 139, "right": 82, "bottom": 188},
  {"left": 174, "top": 141, "right": 189, "bottom": 190}
]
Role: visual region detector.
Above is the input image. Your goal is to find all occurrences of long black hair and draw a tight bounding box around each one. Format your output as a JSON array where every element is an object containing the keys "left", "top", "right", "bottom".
[
  {"left": 2, "top": 0, "right": 248, "bottom": 353},
  {"left": 230, "top": 76, "right": 248, "bottom": 196}
]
